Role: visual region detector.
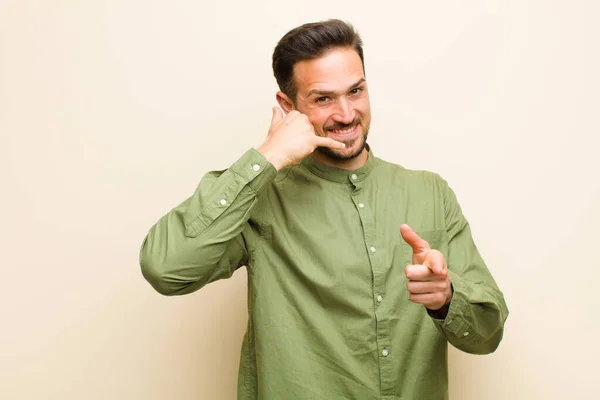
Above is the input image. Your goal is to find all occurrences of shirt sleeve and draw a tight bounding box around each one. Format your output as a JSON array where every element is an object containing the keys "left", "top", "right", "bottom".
[
  {"left": 139, "top": 148, "right": 277, "bottom": 296},
  {"left": 427, "top": 175, "right": 510, "bottom": 354}
]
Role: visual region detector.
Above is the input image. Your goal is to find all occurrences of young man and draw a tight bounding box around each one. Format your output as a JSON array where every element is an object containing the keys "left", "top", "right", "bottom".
[{"left": 140, "top": 19, "right": 509, "bottom": 400}]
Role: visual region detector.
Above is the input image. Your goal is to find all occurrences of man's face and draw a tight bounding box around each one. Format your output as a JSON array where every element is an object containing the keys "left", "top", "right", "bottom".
[{"left": 289, "top": 47, "right": 371, "bottom": 161}]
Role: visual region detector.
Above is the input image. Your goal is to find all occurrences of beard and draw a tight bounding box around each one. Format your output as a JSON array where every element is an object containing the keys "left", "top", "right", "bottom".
[{"left": 316, "top": 119, "right": 369, "bottom": 161}]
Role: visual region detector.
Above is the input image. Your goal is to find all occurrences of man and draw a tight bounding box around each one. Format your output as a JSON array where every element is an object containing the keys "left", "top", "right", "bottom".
[{"left": 140, "top": 19, "right": 508, "bottom": 400}]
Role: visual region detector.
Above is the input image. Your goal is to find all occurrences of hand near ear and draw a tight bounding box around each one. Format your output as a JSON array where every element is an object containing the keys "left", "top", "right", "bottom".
[{"left": 257, "top": 107, "right": 345, "bottom": 171}]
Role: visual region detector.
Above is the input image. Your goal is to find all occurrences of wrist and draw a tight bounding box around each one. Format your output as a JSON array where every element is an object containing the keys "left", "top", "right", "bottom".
[
  {"left": 257, "top": 144, "right": 285, "bottom": 171},
  {"left": 427, "top": 303, "right": 450, "bottom": 319}
]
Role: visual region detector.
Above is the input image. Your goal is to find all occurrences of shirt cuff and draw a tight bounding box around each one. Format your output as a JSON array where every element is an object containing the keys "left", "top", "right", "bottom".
[
  {"left": 184, "top": 148, "right": 277, "bottom": 237},
  {"left": 230, "top": 148, "right": 277, "bottom": 193},
  {"left": 429, "top": 270, "right": 484, "bottom": 346}
]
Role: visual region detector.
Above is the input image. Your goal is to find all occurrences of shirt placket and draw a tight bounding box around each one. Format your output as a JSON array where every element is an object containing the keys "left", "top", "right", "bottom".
[{"left": 349, "top": 173, "right": 394, "bottom": 400}]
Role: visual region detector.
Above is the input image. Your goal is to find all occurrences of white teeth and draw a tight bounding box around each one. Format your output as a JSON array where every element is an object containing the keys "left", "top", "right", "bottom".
[{"left": 331, "top": 125, "right": 355, "bottom": 134}]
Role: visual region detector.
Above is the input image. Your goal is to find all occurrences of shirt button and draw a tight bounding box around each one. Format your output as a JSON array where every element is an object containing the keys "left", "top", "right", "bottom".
[
  {"left": 382, "top": 348, "right": 389, "bottom": 357},
  {"left": 351, "top": 174, "right": 358, "bottom": 180},
  {"left": 252, "top": 164, "right": 260, "bottom": 171},
  {"left": 358, "top": 203, "right": 365, "bottom": 208},
  {"left": 463, "top": 331, "right": 470, "bottom": 337},
  {"left": 370, "top": 246, "right": 376, "bottom": 253},
  {"left": 220, "top": 199, "right": 227, "bottom": 205},
  {"left": 376, "top": 295, "right": 383, "bottom": 303}
]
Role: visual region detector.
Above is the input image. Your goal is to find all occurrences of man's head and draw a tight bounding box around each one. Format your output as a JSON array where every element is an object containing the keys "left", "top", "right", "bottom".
[{"left": 272, "top": 20, "right": 371, "bottom": 163}]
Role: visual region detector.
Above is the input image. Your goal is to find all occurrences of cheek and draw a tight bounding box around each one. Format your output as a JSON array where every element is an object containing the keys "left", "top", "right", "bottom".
[
  {"left": 307, "top": 110, "right": 331, "bottom": 130},
  {"left": 352, "top": 98, "right": 371, "bottom": 118}
]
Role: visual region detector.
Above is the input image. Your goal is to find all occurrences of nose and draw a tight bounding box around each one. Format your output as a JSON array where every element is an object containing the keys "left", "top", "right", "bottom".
[{"left": 332, "top": 98, "right": 355, "bottom": 124}]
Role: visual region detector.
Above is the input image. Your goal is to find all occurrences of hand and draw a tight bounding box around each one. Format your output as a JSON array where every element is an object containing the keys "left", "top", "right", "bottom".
[
  {"left": 257, "top": 108, "right": 346, "bottom": 170},
  {"left": 400, "top": 224, "right": 453, "bottom": 311}
]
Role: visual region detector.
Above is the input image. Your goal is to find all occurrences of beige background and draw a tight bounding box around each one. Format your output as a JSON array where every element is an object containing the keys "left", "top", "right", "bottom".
[{"left": 2, "top": 1, "right": 599, "bottom": 399}]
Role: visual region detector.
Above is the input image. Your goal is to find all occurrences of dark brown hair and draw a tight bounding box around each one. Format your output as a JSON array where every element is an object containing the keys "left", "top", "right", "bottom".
[{"left": 272, "top": 19, "right": 364, "bottom": 103}]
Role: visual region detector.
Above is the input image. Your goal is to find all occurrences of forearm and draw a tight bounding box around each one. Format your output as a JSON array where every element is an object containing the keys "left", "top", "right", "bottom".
[
  {"left": 430, "top": 270, "right": 508, "bottom": 354},
  {"left": 430, "top": 175, "right": 509, "bottom": 353},
  {"left": 139, "top": 148, "right": 276, "bottom": 295}
]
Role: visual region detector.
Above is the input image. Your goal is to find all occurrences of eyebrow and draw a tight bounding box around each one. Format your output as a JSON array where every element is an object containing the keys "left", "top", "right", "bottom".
[{"left": 306, "top": 78, "right": 366, "bottom": 98}]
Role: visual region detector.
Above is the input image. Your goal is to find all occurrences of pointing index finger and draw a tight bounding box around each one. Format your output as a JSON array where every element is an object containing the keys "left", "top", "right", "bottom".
[{"left": 400, "top": 224, "right": 431, "bottom": 254}]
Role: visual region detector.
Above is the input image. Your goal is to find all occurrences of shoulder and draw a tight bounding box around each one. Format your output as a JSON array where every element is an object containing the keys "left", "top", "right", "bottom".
[
  {"left": 272, "top": 164, "right": 303, "bottom": 184},
  {"left": 374, "top": 156, "right": 448, "bottom": 189}
]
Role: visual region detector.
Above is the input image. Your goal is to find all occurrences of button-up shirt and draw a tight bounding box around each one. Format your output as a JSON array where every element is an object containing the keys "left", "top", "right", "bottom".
[{"left": 140, "top": 146, "right": 509, "bottom": 400}]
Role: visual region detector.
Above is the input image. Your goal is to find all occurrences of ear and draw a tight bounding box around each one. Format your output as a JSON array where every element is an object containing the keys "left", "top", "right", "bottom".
[{"left": 276, "top": 91, "right": 294, "bottom": 114}]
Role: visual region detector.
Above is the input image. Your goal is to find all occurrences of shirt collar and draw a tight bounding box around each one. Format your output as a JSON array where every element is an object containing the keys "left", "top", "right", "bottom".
[{"left": 301, "top": 144, "right": 376, "bottom": 184}]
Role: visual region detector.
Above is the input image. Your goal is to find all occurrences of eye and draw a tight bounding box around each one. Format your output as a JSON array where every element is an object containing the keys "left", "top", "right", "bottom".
[
  {"left": 349, "top": 87, "right": 362, "bottom": 96},
  {"left": 316, "top": 96, "right": 330, "bottom": 104}
]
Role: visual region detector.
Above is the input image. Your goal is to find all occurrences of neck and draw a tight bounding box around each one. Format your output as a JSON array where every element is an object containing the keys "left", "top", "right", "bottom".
[{"left": 309, "top": 147, "right": 369, "bottom": 171}]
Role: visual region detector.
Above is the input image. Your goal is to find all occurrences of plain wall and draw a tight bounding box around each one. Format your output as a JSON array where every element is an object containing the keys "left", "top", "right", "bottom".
[{"left": 2, "top": 1, "right": 599, "bottom": 399}]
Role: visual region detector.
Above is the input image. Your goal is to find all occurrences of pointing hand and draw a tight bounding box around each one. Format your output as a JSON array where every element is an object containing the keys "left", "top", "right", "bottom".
[{"left": 400, "top": 224, "right": 453, "bottom": 311}]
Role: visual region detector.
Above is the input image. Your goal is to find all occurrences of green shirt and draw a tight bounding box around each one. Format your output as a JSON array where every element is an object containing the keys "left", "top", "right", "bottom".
[{"left": 140, "top": 146, "right": 509, "bottom": 400}]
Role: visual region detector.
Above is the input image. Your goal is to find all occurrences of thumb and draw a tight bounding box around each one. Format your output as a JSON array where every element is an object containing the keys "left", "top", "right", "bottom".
[
  {"left": 270, "top": 107, "right": 283, "bottom": 127},
  {"left": 400, "top": 224, "right": 431, "bottom": 255}
]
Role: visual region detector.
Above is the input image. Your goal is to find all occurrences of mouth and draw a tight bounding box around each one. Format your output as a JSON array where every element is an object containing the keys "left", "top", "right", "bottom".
[{"left": 327, "top": 124, "right": 359, "bottom": 141}]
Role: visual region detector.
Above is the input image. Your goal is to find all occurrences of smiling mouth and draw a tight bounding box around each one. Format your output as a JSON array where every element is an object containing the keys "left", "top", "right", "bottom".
[{"left": 329, "top": 125, "right": 357, "bottom": 134}]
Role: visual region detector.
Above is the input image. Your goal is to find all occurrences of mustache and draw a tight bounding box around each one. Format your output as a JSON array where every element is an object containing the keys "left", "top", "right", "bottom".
[{"left": 324, "top": 118, "right": 361, "bottom": 131}]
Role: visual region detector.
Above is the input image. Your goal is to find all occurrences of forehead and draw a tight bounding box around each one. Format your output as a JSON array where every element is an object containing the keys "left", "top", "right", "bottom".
[{"left": 293, "top": 47, "right": 365, "bottom": 96}]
